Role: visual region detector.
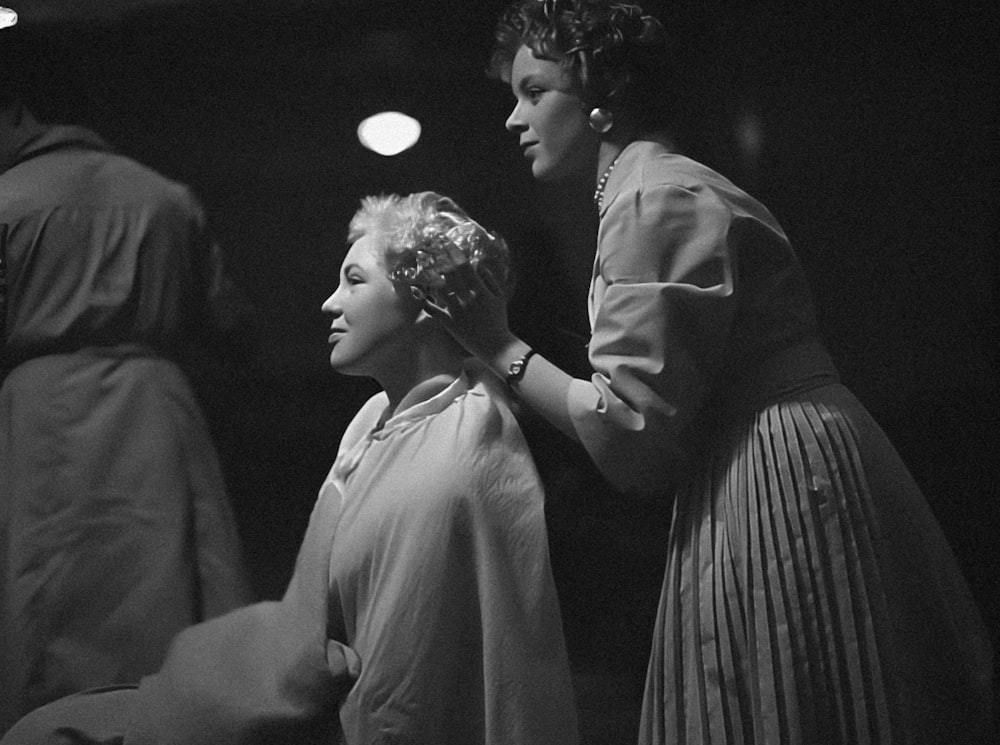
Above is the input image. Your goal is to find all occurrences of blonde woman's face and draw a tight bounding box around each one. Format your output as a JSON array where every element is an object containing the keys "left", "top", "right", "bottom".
[
  {"left": 505, "top": 45, "right": 598, "bottom": 183},
  {"left": 320, "top": 235, "right": 416, "bottom": 378}
]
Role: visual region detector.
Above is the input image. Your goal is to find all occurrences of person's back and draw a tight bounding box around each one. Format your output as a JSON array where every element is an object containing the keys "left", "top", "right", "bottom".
[
  {"left": 0, "top": 107, "right": 253, "bottom": 732},
  {"left": 2, "top": 116, "right": 237, "bottom": 356}
]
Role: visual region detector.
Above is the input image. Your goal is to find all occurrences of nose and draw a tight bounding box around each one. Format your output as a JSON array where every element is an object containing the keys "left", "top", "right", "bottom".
[
  {"left": 321, "top": 287, "right": 342, "bottom": 316},
  {"left": 505, "top": 100, "right": 526, "bottom": 133}
]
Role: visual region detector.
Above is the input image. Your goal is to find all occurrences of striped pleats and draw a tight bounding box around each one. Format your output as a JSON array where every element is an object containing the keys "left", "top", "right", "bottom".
[{"left": 640, "top": 398, "right": 898, "bottom": 745}]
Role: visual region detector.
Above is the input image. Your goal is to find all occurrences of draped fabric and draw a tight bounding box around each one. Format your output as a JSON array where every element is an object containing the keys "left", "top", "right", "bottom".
[{"left": 320, "top": 371, "right": 578, "bottom": 744}]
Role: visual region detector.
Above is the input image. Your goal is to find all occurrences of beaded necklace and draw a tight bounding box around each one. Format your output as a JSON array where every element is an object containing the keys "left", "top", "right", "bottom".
[{"left": 593, "top": 150, "right": 624, "bottom": 210}]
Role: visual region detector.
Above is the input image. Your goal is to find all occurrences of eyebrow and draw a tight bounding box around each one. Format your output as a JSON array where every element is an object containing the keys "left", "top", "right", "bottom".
[{"left": 515, "top": 73, "right": 541, "bottom": 92}]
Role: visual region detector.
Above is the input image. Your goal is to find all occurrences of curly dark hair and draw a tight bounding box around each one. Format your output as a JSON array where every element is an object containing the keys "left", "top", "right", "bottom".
[{"left": 487, "top": 0, "right": 673, "bottom": 132}]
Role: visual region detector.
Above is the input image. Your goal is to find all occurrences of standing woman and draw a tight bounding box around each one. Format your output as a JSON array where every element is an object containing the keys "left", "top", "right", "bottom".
[{"left": 428, "top": 1, "right": 994, "bottom": 743}]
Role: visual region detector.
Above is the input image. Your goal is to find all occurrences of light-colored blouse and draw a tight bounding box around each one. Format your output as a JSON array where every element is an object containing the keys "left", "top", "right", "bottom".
[{"left": 566, "top": 140, "right": 833, "bottom": 494}]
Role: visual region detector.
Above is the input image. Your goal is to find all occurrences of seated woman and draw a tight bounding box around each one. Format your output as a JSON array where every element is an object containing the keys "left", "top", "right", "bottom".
[{"left": 1, "top": 192, "right": 579, "bottom": 745}]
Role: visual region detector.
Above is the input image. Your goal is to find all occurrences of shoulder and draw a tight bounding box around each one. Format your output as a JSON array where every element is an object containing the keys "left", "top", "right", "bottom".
[
  {"left": 598, "top": 150, "right": 728, "bottom": 279},
  {"left": 428, "top": 374, "right": 536, "bottom": 477},
  {"left": 428, "top": 379, "right": 544, "bottom": 515},
  {"left": 27, "top": 145, "right": 206, "bottom": 226},
  {"left": 600, "top": 145, "right": 789, "bottom": 269},
  {"left": 602, "top": 150, "right": 720, "bottom": 240},
  {"left": 608, "top": 142, "right": 780, "bottom": 221},
  {"left": 607, "top": 147, "right": 738, "bottom": 219},
  {"left": 96, "top": 154, "right": 202, "bottom": 214},
  {"left": 441, "top": 375, "right": 520, "bottom": 449},
  {"left": 338, "top": 392, "right": 390, "bottom": 452},
  {"left": 608, "top": 141, "right": 739, "bottom": 195}
]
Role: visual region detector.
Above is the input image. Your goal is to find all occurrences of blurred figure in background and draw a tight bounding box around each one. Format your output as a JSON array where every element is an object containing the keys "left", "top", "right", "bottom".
[{"left": 1, "top": 26, "right": 254, "bottom": 734}]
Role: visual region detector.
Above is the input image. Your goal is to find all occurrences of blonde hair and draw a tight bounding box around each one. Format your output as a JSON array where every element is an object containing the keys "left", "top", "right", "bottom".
[{"left": 348, "top": 192, "right": 512, "bottom": 296}]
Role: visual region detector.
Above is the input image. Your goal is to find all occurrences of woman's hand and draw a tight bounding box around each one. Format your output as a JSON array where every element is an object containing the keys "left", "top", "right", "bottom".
[{"left": 419, "top": 260, "right": 517, "bottom": 365}]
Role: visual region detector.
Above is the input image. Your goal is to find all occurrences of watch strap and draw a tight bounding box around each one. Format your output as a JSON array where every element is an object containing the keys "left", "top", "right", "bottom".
[{"left": 505, "top": 349, "right": 536, "bottom": 386}]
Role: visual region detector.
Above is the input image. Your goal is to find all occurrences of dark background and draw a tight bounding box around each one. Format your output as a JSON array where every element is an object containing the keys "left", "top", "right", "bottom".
[{"left": 6, "top": 0, "right": 998, "bottom": 740}]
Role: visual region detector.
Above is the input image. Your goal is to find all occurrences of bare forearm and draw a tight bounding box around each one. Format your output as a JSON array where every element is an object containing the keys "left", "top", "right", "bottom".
[
  {"left": 422, "top": 263, "right": 583, "bottom": 442},
  {"left": 480, "top": 336, "right": 581, "bottom": 443}
]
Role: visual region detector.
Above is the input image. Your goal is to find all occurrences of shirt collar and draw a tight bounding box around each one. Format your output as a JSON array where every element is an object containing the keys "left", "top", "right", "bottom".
[
  {"left": 1, "top": 108, "right": 109, "bottom": 174},
  {"left": 598, "top": 137, "right": 675, "bottom": 217},
  {"left": 330, "top": 371, "right": 474, "bottom": 487},
  {"left": 373, "top": 371, "right": 472, "bottom": 438}
]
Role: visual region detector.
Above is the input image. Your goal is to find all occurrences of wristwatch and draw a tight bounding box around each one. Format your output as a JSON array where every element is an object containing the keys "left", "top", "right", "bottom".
[{"left": 505, "top": 349, "right": 536, "bottom": 386}]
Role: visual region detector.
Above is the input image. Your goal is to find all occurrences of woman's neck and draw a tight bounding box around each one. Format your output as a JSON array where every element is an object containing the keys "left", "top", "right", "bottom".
[
  {"left": 378, "top": 347, "right": 465, "bottom": 419},
  {"left": 596, "top": 141, "right": 625, "bottom": 184},
  {"left": 388, "top": 371, "right": 460, "bottom": 419},
  {"left": 594, "top": 121, "right": 640, "bottom": 186}
]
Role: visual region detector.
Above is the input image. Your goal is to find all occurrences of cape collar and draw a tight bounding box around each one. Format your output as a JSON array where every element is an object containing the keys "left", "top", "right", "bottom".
[{"left": 372, "top": 371, "right": 472, "bottom": 438}]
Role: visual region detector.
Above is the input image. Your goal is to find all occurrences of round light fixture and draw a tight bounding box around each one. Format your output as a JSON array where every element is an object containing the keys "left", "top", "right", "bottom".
[
  {"left": 357, "top": 111, "right": 421, "bottom": 157},
  {"left": 0, "top": 7, "right": 18, "bottom": 29}
]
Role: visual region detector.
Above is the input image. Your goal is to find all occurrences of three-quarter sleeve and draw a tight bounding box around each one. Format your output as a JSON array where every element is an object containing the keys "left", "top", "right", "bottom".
[{"left": 568, "top": 181, "right": 738, "bottom": 495}]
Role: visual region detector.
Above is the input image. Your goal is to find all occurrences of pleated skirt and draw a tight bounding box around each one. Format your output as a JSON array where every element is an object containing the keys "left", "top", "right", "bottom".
[{"left": 639, "top": 383, "right": 994, "bottom": 745}]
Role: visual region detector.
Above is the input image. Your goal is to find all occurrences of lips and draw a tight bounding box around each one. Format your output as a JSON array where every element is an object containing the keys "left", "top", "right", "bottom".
[
  {"left": 328, "top": 329, "right": 346, "bottom": 343},
  {"left": 520, "top": 142, "right": 537, "bottom": 158}
]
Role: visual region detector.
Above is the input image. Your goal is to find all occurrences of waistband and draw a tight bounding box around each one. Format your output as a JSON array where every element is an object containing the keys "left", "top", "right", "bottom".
[
  {"left": 723, "top": 337, "right": 841, "bottom": 413},
  {"left": 2, "top": 343, "right": 164, "bottom": 377}
]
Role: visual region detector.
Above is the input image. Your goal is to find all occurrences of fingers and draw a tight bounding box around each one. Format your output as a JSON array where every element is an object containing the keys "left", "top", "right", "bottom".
[
  {"left": 421, "top": 294, "right": 449, "bottom": 318},
  {"left": 441, "top": 237, "right": 470, "bottom": 269},
  {"left": 450, "top": 288, "right": 477, "bottom": 309},
  {"left": 444, "top": 261, "right": 481, "bottom": 297},
  {"left": 444, "top": 262, "right": 497, "bottom": 304},
  {"left": 430, "top": 289, "right": 476, "bottom": 315},
  {"left": 478, "top": 266, "right": 502, "bottom": 296},
  {"left": 412, "top": 285, "right": 449, "bottom": 318},
  {"left": 421, "top": 288, "right": 478, "bottom": 322},
  {"left": 414, "top": 261, "right": 500, "bottom": 321}
]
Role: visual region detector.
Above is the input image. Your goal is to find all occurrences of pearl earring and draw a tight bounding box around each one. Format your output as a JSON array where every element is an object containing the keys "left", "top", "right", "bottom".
[{"left": 588, "top": 107, "right": 614, "bottom": 134}]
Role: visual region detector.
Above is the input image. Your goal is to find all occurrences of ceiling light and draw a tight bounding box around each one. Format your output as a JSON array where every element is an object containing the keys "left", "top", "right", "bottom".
[
  {"left": 357, "top": 111, "right": 421, "bottom": 157},
  {"left": 0, "top": 7, "right": 18, "bottom": 29}
]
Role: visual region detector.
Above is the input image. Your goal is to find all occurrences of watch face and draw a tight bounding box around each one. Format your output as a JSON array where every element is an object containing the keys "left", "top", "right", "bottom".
[{"left": 507, "top": 350, "right": 534, "bottom": 384}]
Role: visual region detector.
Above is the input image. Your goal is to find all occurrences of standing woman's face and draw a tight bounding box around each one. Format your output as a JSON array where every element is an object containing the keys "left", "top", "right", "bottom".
[{"left": 505, "top": 44, "right": 598, "bottom": 183}]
